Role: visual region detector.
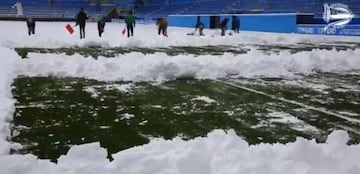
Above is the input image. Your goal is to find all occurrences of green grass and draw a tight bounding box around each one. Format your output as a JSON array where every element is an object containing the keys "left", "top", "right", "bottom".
[
  {"left": 14, "top": 46, "right": 249, "bottom": 59},
  {"left": 10, "top": 44, "right": 360, "bottom": 162},
  {"left": 14, "top": 42, "right": 360, "bottom": 58},
  {"left": 11, "top": 74, "right": 360, "bottom": 162}
]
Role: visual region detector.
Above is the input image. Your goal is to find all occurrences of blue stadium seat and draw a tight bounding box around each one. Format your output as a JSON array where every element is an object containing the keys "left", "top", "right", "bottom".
[
  {"left": 1, "top": 0, "right": 359, "bottom": 20},
  {"left": 0, "top": 0, "right": 114, "bottom": 19}
]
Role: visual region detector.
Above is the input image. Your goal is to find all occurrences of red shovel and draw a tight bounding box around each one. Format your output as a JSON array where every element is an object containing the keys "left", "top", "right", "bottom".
[
  {"left": 122, "top": 28, "right": 127, "bottom": 36},
  {"left": 65, "top": 24, "right": 75, "bottom": 34}
]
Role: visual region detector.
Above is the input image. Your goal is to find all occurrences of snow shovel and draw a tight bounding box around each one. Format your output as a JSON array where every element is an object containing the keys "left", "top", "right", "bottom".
[
  {"left": 65, "top": 24, "right": 75, "bottom": 34},
  {"left": 186, "top": 30, "right": 196, "bottom": 35},
  {"left": 122, "top": 28, "right": 127, "bottom": 36}
]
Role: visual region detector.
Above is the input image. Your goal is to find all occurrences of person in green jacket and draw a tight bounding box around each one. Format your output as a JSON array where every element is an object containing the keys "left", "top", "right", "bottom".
[{"left": 125, "top": 11, "right": 136, "bottom": 37}]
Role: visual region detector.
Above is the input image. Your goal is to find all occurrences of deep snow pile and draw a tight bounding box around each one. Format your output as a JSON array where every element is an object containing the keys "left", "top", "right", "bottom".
[
  {"left": 0, "top": 21, "right": 360, "bottom": 174},
  {"left": 1, "top": 130, "right": 360, "bottom": 174},
  {"left": 14, "top": 48, "right": 360, "bottom": 82},
  {"left": 0, "top": 47, "right": 19, "bottom": 155}
]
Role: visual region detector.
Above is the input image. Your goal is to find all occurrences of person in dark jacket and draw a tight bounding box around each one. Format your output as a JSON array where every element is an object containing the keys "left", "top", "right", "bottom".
[
  {"left": 156, "top": 18, "right": 168, "bottom": 36},
  {"left": 97, "top": 18, "right": 106, "bottom": 37},
  {"left": 26, "top": 17, "right": 35, "bottom": 36},
  {"left": 76, "top": 8, "right": 88, "bottom": 39},
  {"left": 232, "top": 15, "right": 240, "bottom": 33},
  {"left": 125, "top": 11, "right": 136, "bottom": 37},
  {"left": 220, "top": 18, "right": 229, "bottom": 36},
  {"left": 195, "top": 16, "right": 205, "bottom": 36}
]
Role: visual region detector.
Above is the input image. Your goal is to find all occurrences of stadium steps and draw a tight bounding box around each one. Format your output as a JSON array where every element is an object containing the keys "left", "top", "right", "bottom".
[
  {"left": 0, "top": 3, "right": 18, "bottom": 16},
  {"left": 178, "top": 1, "right": 200, "bottom": 15},
  {"left": 144, "top": 5, "right": 166, "bottom": 19}
]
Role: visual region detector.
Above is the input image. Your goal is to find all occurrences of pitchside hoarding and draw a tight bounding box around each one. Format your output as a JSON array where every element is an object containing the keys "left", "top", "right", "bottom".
[{"left": 297, "top": 25, "right": 360, "bottom": 36}]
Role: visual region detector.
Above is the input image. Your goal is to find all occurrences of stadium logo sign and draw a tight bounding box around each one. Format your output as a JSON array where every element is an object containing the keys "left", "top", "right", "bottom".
[{"left": 323, "top": 3, "right": 354, "bottom": 33}]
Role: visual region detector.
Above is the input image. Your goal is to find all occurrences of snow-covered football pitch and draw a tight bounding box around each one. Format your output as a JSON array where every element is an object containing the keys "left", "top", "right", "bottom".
[{"left": 1, "top": 21, "right": 360, "bottom": 174}]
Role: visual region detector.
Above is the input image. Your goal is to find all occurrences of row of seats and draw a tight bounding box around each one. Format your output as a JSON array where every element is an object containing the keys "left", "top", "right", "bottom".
[
  {"left": 1, "top": 0, "right": 359, "bottom": 19},
  {"left": 0, "top": 1, "right": 112, "bottom": 18},
  {"left": 23, "top": 4, "right": 110, "bottom": 18},
  {"left": 133, "top": 0, "right": 360, "bottom": 19},
  {"left": 134, "top": 0, "right": 261, "bottom": 18},
  {"left": 0, "top": 2, "right": 18, "bottom": 16}
]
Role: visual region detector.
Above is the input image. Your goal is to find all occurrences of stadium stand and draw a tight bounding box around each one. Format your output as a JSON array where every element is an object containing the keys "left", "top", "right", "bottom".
[
  {"left": 0, "top": 2, "right": 18, "bottom": 17},
  {"left": 0, "top": 0, "right": 115, "bottom": 19},
  {"left": 133, "top": 0, "right": 359, "bottom": 19},
  {"left": 0, "top": 0, "right": 359, "bottom": 20}
]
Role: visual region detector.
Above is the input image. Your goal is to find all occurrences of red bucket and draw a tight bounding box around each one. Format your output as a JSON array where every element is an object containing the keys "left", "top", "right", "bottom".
[{"left": 65, "top": 24, "right": 74, "bottom": 34}]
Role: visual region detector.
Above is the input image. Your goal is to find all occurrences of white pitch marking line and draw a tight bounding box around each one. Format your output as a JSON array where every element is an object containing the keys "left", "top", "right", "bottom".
[{"left": 217, "top": 79, "right": 360, "bottom": 124}]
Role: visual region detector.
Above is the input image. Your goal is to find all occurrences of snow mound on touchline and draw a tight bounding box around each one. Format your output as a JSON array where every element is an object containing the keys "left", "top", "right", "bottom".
[
  {"left": 16, "top": 48, "right": 360, "bottom": 82},
  {"left": 1, "top": 130, "right": 360, "bottom": 174},
  {"left": 0, "top": 47, "right": 19, "bottom": 155}
]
